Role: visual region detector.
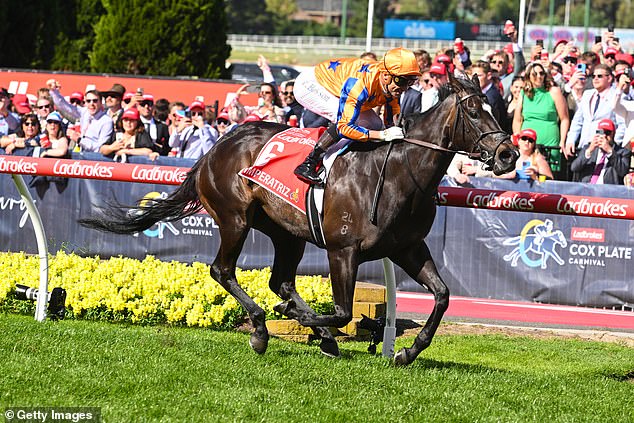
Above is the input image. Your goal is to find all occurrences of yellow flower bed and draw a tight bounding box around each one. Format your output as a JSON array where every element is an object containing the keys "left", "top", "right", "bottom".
[{"left": 0, "top": 252, "right": 334, "bottom": 328}]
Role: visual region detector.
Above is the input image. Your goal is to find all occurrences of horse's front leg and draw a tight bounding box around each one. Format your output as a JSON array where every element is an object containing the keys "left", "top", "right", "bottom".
[{"left": 391, "top": 241, "right": 449, "bottom": 366}]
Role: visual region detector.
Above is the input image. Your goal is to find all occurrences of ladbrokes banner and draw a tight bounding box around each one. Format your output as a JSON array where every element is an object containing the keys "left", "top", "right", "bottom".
[{"left": 1, "top": 160, "right": 632, "bottom": 308}]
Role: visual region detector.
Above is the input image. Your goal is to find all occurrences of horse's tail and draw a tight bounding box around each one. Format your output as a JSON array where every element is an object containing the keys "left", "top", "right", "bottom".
[{"left": 78, "top": 161, "right": 204, "bottom": 234}]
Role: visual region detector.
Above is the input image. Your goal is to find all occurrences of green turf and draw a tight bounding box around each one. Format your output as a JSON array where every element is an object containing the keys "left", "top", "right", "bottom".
[{"left": 1, "top": 314, "right": 633, "bottom": 422}]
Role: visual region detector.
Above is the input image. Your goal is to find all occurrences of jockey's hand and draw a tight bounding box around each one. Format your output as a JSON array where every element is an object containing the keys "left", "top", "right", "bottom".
[{"left": 379, "top": 126, "right": 404, "bottom": 142}]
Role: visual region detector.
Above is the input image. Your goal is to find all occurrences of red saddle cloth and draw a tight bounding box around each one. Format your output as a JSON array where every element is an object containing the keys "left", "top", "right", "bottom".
[{"left": 239, "top": 127, "right": 326, "bottom": 214}]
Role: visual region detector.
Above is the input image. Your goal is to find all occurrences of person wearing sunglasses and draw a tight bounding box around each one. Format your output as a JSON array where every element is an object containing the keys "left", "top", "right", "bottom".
[
  {"left": 513, "top": 62, "right": 569, "bottom": 176},
  {"left": 168, "top": 100, "right": 217, "bottom": 160},
  {"left": 280, "top": 80, "right": 304, "bottom": 126},
  {"left": 570, "top": 118, "right": 630, "bottom": 184},
  {"left": 47, "top": 79, "right": 113, "bottom": 153},
  {"left": 35, "top": 97, "right": 54, "bottom": 134},
  {"left": 564, "top": 64, "right": 624, "bottom": 160},
  {"left": 508, "top": 128, "right": 554, "bottom": 181},
  {"left": 293, "top": 47, "right": 421, "bottom": 185},
  {"left": 0, "top": 114, "right": 40, "bottom": 155},
  {"left": 38, "top": 112, "right": 69, "bottom": 158},
  {"left": 137, "top": 93, "right": 170, "bottom": 156}
]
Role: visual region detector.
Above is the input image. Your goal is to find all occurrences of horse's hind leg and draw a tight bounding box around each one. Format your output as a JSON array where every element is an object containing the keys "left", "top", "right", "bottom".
[
  {"left": 391, "top": 242, "right": 449, "bottom": 366},
  {"left": 267, "top": 232, "right": 340, "bottom": 357},
  {"left": 210, "top": 217, "right": 270, "bottom": 354}
]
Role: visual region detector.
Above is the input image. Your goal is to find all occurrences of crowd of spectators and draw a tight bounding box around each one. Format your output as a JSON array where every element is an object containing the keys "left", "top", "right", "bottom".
[
  {"left": 437, "top": 22, "right": 633, "bottom": 186},
  {"left": 0, "top": 31, "right": 633, "bottom": 186}
]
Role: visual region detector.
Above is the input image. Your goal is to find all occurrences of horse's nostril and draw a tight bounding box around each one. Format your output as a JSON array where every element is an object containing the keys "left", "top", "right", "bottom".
[{"left": 498, "top": 149, "right": 516, "bottom": 163}]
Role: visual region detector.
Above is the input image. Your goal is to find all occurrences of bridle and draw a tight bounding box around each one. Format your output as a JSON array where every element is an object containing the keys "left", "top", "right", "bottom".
[{"left": 402, "top": 89, "right": 508, "bottom": 169}]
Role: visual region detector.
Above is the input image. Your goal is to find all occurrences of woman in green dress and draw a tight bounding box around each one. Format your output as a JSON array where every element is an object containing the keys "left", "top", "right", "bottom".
[{"left": 513, "top": 62, "right": 569, "bottom": 174}]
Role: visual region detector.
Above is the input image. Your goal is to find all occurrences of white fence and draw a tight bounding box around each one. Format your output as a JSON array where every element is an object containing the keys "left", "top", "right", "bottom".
[{"left": 228, "top": 34, "right": 508, "bottom": 59}]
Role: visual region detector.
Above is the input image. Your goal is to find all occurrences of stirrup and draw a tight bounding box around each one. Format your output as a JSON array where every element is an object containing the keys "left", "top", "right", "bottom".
[{"left": 294, "top": 165, "right": 324, "bottom": 186}]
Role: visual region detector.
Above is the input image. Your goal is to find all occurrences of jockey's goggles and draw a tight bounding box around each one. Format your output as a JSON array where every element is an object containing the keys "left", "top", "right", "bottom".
[{"left": 388, "top": 72, "right": 418, "bottom": 88}]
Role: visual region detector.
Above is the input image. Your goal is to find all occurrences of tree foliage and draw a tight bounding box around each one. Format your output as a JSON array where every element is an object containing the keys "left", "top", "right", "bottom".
[{"left": 91, "top": 0, "right": 230, "bottom": 78}]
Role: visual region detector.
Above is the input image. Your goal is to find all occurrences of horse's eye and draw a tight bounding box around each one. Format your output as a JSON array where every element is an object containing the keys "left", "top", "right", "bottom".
[{"left": 468, "top": 109, "right": 479, "bottom": 119}]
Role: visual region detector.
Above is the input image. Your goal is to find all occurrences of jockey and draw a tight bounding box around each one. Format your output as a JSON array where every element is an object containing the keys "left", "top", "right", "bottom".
[{"left": 293, "top": 47, "right": 422, "bottom": 184}]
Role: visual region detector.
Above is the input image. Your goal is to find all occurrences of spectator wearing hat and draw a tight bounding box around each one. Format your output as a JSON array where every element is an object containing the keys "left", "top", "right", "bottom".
[
  {"left": 168, "top": 100, "right": 217, "bottom": 160},
  {"left": 564, "top": 64, "right": 624, "bottom": 159},
  {"left": 11, "top": 94, "right": 32, "bottom": 115},
  {"left": 100, "top": 107, "right": 157, "bottom": 161},
  {"left": 506, "top": 128, "right": 554, "bottom": 181},
  {"left": 136, "top": 93, "right": 170, "bottom": 155},
  {"left": 121, "top": 92, "right": 135, "bottom": 109},
  {"left": 39, "top": 112, "right": 69, "bottom": 158},
  {"left": 571, "top": 118, "right": 630, "bottom": 184},
  {"left": 421, "top": 63, "right": 448, "bottom": 113},
  {"left": 47, "top": 79, "right": 113, "bottom": 153},
  {"left": 215, "top": 111, "right": 236, "bottom": 140},
  {"left": 101, "top": 83, "right": 126, "bottom": 126},
  {"left": 0, "top": 88, "right": 20, "bottom": 136},
  {"left": 69, "top": 92, "right": 84, "bottom": 107},
  {"left": 603, "top": 47, "right": 619, "bottom": 70}
]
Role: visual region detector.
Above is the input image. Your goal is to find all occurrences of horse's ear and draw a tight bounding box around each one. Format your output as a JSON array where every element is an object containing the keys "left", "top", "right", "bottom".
[{"left": 471, "top": 73, "right": 479, "bottom": 86}]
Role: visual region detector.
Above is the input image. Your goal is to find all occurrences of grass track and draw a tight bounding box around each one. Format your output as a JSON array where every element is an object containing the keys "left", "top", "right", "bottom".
[{"left": 1, "top": 314, "right": 633, "bottom": 422}]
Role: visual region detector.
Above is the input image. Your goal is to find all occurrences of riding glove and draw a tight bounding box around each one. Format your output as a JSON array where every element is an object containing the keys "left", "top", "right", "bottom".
[{"left": 379, "top": 126, "right": 404, "bottom": 142}]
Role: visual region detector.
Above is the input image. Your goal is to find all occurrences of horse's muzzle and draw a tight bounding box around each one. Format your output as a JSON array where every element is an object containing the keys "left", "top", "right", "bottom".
[{"left": 491, "top": 140, "right": 519, "bottom": 176}]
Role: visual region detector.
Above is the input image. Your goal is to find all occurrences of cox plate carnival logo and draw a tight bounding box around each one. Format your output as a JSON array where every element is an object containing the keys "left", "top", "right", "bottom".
[
  {"left": 503, "top": 219, "right": 632, "bottom": 269},
  {"left": 132, "top": 191, "right": 217, "bottom": 239}
]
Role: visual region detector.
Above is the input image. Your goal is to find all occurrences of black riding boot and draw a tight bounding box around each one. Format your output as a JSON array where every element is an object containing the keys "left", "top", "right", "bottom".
[{"left": 294, "top": 125, "right": 340, "bottom": 185}]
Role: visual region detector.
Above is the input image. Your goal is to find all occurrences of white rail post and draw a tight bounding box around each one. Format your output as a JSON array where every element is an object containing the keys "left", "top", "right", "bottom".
[
  {"left": 11, "top": 174, "right": 49, "bottom": 322},
  {"left": 381, "top": 257, "right": 397, "bottom": 358}
]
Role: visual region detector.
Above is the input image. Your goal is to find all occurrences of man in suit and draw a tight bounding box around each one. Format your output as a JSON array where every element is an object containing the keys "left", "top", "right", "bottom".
[
  {"left": 137, "top": 93, "right": 170, "bottom": 155},
  {"left": 399, "top": 84, "right": 422, "bottom": 117},
  {"left": 472, "top": 60, "right": 506, "bottom": 129},
  {"left": 564, "top": 64, "right": 625, "bottom": 159},
  {"left": 570, "top": 118, "right": 631, "bottom": 184}
]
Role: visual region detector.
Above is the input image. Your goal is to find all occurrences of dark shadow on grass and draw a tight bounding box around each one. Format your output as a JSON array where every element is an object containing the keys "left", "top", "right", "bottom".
[{"left": 607, "top": 370, "right": 634, "bottom": 383}]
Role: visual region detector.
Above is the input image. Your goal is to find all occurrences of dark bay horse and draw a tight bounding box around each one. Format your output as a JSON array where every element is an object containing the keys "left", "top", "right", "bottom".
[{"left": 80, "top": 73, "right": 518, "bottom": 366}]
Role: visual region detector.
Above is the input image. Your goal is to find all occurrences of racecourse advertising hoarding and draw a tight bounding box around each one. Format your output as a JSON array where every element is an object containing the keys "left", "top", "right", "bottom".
[{"left": 0, "top": 154, "right": 632, "bottom": 309}]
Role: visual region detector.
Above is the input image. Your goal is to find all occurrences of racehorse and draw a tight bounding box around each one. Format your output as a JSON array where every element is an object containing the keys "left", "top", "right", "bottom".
[{"left": 79, "top": 73, "right": 519, "bottom": 366}]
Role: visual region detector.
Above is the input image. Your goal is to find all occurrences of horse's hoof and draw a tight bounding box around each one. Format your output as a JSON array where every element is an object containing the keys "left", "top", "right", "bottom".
[
  {"left": 249, "top": 333, "right": 268, "bottom": 355},
  {"left": 394, "top": 348, "right": 412, "bottom": 366},
  {"left": 319, "top": 338, "right": 340, "bottom": 358},
  {"left": 273, "top": 300, "right": 295, "bottom": 315}
]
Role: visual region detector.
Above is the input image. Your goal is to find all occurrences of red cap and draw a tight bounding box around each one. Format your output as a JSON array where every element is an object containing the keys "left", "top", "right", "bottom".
[
  {"left": 123, "top": 92, "right": 134, "bottom": 101},
  {"left": 436, "top": 54, "right": 451, "bottom": 64},
  {"left": 565, "top": 51, "right": 579, "bottom": 59},
  {"left": 430, "top": 63, "right": 446, "bottom": 75},
  {"left": 217, "top": 112, "right": 230, "bottom": 121},
  {"left": 503, "top": 20, "right": 515, "bottom": 35},
  {"left": 11, "top": 94, "right": 31, "bottom": 114},
  {"left": 554, "top": 39, "right": 568, "bottom": 49},
  {"left": 243, "top": 114, "right": 261, "bottom": 122},
  {"left": 597, "top": 118, "right": 615, "bottom": 132},
  {"left": 519, "top": 128, "right": 537, "bottom": 141},
  {"left": 141, "top": 94, "right": 154, "bottom": 102},
  {"left": 615, "top": 53, "right": 634, "bottom": 67},
  {"left": 70, "top": 91, "right": 84, "bottom": 101},
  {"left": 189, "top": 100, "right": 205, "bottom": 111},
  {"left": 605, "top": 47, "right": 618, "bottom": 57},
  {"left": 121, "top": 107, "right": 140, "bottom": 121}
]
